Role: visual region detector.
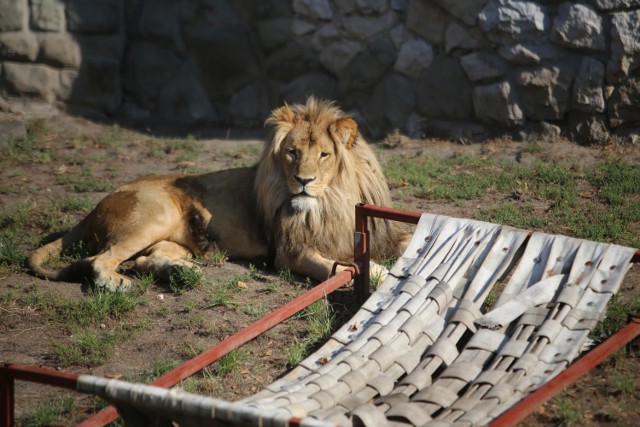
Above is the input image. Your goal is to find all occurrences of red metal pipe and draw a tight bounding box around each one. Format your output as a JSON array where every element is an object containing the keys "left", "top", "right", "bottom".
[
  {"left": 357, "top": 203, "right": 421, "bottom": 225},
  {"left": 1, "top": 369, "right": 14, "bottom": 427},
  {"left": 76, "top": 268, "right": 357, "bottom": 427},
  {"left": 490, "top": 315, "right": 640, "bottom": 427}
]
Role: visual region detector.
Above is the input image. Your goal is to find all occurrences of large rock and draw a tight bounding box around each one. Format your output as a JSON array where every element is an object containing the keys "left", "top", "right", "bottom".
[
  {"left": 568, "top": 112, "right": 610, "bottom": 145},
  {"left": 433, "top": 0, "right": 489, "bottom": 26},
  {"left": 0, "top": 0, "right": 25, "bottom": 31},
  {"left": 394, "top": 38, "right": 434, "bottom": 78},
  {"left": 343, "top": 11, "right": 397, "bottom": 40},
  {"left": 473, "top": 81, "right": 523, "bottom": 126},
  {"left": 312, "top": 23, "right": 342, "bottom": 52},
  {"left": 293, "top": 0, "right": 333, "bottom": 20},
  {"left": 38, "top": 34, "right": 81, "bottom": 68},
  {"left": 551, "top": 3, "right": 605, "bottom": 51},
  {"left": 264, "top": 41, "right": 319, "bottom": 82},
  {"left": 319, "top": 40, "right": 363, "bottom": 75},
  {"left": 124, "top": 41, "right": 183, "bottom": 108},
  {"left": 590, "top": 0, "right": 640, "bottom": 10},
  {"left": 608, "top": 10, "right": 640, "bottom": 83},
  {"left": 406, "top": 0, "right": 449, "bottom": 45},
  {"left": 479, "top": 0, "right": 549, "bottom": 44},
  {"left": 281, "top": 72, "right": 336, "bottom": 104},
  {"left": 30, "top": 0, "right": 65, "bottom": 32},
  {"left": 445, "top": 22, "right": 489, "bottom": 53},
  {"left": 516, "top": 65, "right": 573, "bottom": 120},
  {"left": 2, "top": 62, "right": 59, "bottom": 102},
  {"left": 573, "top": 58, "right": 605, "bottom": 113},
  {"left": 0, "top": 33, "right": 38, "bottom": 61},
  {"left": 355, "top": 0, "right": 389, "bottom": 15},
  {"left": 258, "top": 18, "right": 314, "bottom": 50},
  {"left": 60, "top": 56, "right": 121, "bottom": 113},
  {"left": 460, "top": 51, "right": 506, "bottom": 82},
  {"left": 608, "top": 76, "right": 640, "bottom": 127},
  {"left": 158, "top": 60, "right": 216, "bottom": 123},
  {"left": 361, "top": 73, "right": 416, "bottom": 132},
  {"left": 498, "top": 43, "right": 564, "bottom": 65},
  {"left": 416, "top": 55, "right": 473, "bottom": 120},
  {"left": 66, "top": 0, "right": 120, "bottom": 34}
]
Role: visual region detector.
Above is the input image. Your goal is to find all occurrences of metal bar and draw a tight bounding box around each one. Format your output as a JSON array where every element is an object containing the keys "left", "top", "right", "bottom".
[
  {"left": 0, "top": 364, "right": 79, "bottom": 390},
  {"left": 76, "top": 268, "right": 357, "bottom": 427},
  {"left": 490, "top": 315, "right": 640, "bottom": 427},
  {"left": 356, "top": 203, "right": 421, "bottom": 224},
  {"left": 354, "top": 204, "right": 370, "bottom": 303},
  {"left": 0, "top": 368, "right": 14, "bottom": 427}
]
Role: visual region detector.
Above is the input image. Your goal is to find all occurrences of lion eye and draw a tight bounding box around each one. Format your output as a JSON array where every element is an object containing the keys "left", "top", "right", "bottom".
[
  {"left": 320, "top": 152, "right": 330, "bottom": 158},
  {"left": 287, "top": 148, "right": 297, "bottom": 158}
]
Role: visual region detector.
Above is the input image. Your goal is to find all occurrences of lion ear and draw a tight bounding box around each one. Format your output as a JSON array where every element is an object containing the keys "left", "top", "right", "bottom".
[
  {"left": 265, "top": 104, "right": 295, "bottom": 153},
  {"left": 329, "top": 117, "right": 359, "bottom": 149}
]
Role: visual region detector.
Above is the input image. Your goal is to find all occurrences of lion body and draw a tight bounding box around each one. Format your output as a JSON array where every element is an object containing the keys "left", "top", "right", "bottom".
[{"left": 29, "top": 98, "right": 408, "bottom": 291}]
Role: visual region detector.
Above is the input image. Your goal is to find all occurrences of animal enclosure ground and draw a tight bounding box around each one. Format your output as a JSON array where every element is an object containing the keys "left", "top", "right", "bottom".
[{"left": 0, "top": 112, "right": 639, "bottom": 426}]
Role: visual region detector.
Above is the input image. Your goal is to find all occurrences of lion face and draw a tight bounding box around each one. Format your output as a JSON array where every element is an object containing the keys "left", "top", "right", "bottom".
[{"left": 278, "top": 122, "right": 339, "bottom": 211}]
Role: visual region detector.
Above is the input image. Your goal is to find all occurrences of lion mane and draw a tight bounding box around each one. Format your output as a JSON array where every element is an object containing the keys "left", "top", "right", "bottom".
[{"left": 255, "top": 97, "right": 408, "bottom": 276}]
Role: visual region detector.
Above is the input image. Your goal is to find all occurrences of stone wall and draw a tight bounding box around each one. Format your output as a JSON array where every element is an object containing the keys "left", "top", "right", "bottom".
[{"left": 1, "top": 0, "right": 639, "bottom": 143}]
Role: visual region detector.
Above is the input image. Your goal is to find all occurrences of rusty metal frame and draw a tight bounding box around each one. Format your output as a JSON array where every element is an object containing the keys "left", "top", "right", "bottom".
[{"left": 1, "top": 203, "right": 639, "bottom": 427}]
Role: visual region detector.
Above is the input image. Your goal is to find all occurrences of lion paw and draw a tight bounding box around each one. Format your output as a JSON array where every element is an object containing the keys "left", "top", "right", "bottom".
[{"left": 94, "top": 273, "right": 132, "bottom": 292}]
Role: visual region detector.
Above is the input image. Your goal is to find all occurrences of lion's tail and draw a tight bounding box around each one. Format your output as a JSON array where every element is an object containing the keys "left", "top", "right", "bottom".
[{"left": 28, "top": 225, "right": 89, "bottom": 281}]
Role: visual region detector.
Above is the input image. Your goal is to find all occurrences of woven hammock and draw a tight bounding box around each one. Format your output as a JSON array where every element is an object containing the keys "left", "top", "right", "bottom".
[{"left": 78, "top": 213, "right": 637, "bottom": 426}]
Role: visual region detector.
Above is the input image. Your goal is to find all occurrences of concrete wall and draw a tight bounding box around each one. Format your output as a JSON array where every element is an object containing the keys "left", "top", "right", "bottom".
[{"left": 1, "top": 0, "right": 639, "bottom": 143}]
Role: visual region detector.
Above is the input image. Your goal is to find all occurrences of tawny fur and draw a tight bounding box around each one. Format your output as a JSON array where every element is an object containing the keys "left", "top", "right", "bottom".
[{"left": 28, "top": 97, "right": 409, "bottom": 291}]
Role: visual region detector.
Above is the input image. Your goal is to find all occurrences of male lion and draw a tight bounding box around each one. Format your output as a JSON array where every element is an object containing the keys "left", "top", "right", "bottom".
[{"left": 29, "top": 98, "right": 409, "bottom": 291}]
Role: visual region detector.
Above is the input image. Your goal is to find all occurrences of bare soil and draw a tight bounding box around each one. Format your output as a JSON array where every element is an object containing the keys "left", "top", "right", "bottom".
[{"left": 0, "top": 112, "right": 638, "bottom": 426}]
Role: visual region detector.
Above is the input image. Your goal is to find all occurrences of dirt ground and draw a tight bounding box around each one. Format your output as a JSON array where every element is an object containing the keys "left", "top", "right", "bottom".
[{"left": 0, "top": 111, "right": 639, "bottom": 426}]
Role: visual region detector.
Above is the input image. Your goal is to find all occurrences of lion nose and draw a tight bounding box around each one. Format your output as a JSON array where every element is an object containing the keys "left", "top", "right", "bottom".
[{"left": 295, "top": 176, "right": 315, "bottom": 186}]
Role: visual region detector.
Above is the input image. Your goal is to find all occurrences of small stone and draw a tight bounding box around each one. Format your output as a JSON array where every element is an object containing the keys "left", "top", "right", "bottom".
[
  {"left": 319, "top": 40, "right": 362, "bottom": 75},
  {"left": 551, "top": 3, "right": 605, "bottom": 52},
  {"left": 473, "top": 80, "right": 524, "bottom": 126},
  {"left": 498, "top": 43, "right": 564, "bottom": 65},
  {"left": 479, "top": 0, "right": 550, "bottom": 44},
  {"left": 460, "top": 51, "right": 506, "bottom": 82},
  {"left": 573, "top": 58, "right": 605, "bottom": 113},
  {"left": 568, "top": 112, "right": 610, "bottom": 145},
  {"left": 30, "top": 0, "right": 66, "bottom": 32},
  {"left": 39, "top": 34, "right": 81, "bottom": 68},
  {"left": 293, "top": 0, "right": 333, "bottom": 20}
]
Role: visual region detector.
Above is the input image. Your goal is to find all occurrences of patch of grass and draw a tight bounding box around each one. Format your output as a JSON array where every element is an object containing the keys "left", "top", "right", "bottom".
[
  {"left": 550, "top": 393, "right": 583, "bottom": 426},
  {"left": 477, "top": 203, "right": 548, "bottom": 230},
  {"left": 284, "top": 340, "right": 307, "bottom": 368},
  {"left": 166, "top": 135, "right": 198, "bottom": 162},
  {"left": 169, "top": 267, "right": 205, "bottom": 294},
  {"left": 134, "top": 271, "right": 155, "bottom": 293},
  {"left": 128, "top": 358, "right": 180, "bottom": 384},
  {"left": 588, "top": 159, "right": 640, "bottom": 206},
  {"left": 206, "top": 282, "right": 236, "bottom": 308},
  {"left": 19, "top": 397, "right": 75, "bottom": 427},
  {"left": 52, "top": 329, "right": 121, "bottom": 367},
  {"left": 304, "top": 298, "right": 335, "bottom": 344},
  {"left": 0, "top": 236, "right": 26, "bottom": 271},
  {"left": 55, "top": 167, "right": 114, "bottom": 193},
  {"left": 278, "top": 267, "right": 295, "bottom": 283},
  {"left": 212, "top": 349, "right": 247, "bottom": 376},
  {"left": 51, "top": 288, "right": 139, "bottom": 328},
  {"left": 206, "top": 249, "right": 228, "bottom": 266},
  {"left": 591, "top": 295, "right": 640, "bottom": 342},
  {"left": 244, "top": 303, "right": 266, "bottom": 319},
  {"left": 58, "top": 195, "right": 95, "bottom": 213}
]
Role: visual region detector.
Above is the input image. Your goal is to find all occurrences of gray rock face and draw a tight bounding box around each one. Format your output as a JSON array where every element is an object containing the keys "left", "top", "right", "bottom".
[
  {"left": 2, "top": 62, "right": 59, "bottom": 101},
  {"left": 0, "top": 33, "right": 38, "bottom": 61},
  {"left": 319, "top": 40, "right": 363, "bottom": 75},
  {"left": 293, "top": 0, "right": 333, "bottom": 20},
  {"left": 394, "top": 38, "right": 434, "bottom": 78},
  {"left": 479, "top": 0, "right": 549, "bottom": 44},
  {"left": 416, "top": 55, "right": 473, "bottom": 120},
  {"left": 343, "top": 11, "right": 397, "bottom": 40},
  {"left": 64, "top": 57, "right": 121, "bottom": 113},
  {"left": 517, "top": 66, "right": 573, "bottom": 120},
  {"left": 264, "top": 42, "right": 319, "bottom": 82},
  {"left": 460, "top": 51, "right": 506, "bottom": 82},
  {"left": 568, "top": 112, "right": 609, "bottom": 145},
  {"left": 608, "top": 76, "right": 640, "bottom": 127},
  {"left": 258, "top": 19, "right": 293, "bottom": 50},
  {"left": 551, "top": 3, "right": 605, "bottom": 51},
  {"left": 158, "top": 60, "right": 216, "bottom": 122},
  {"left": 445, "top": 22, "right": 488, "bottom": 53},
  {"left": 281, "top": 72, "right": 336, "bottom": 104},
  {"left": 473, "top": 80, "right": 524, "bottom": 126},
  {"left": 573, "top": 58, "right": 605, "bottom": 113},
  {"left": 0, "top": 0, "right": 25, "bottom": 31},
  {"left": 608, "top": 10, "right": 640, "bottom": 83},
  {"left": 362, "top": 73, "right": 416, "bottom": 131},
  {"left": 124, "top": 41, "right": 183, "bottom": 108},
  {"left": 66, "top": 0, "right": 120, "bottom": 34},
  {"left": 433, "top": 0, "right": 489, "bottom": 26},
  {"left": 498, "top": 43, "right": 564, "bottom": 65},
  {"left": 590, "top": 0, "right": 640, "bottom": 10},
  {"left": 30, "top": 0, "right": 65, "bottom": 32},
  {"left": 228, "top": 82, "right": 274, "bottom": 127},
  {"left": 355, "top": 0, "right": 389, "bottom": 15},
  {"left": 137, "top": 0, "right": 182, "bottom": 48},
  {"left": 39, "top": 34, "right": 81, "bottom": 68},
  {"left": 406, "top": 0, "right": 449, "bottom": 45}
]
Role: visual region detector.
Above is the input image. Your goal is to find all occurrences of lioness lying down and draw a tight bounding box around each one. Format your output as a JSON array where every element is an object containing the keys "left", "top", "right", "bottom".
[{"left": 29, "top": 98, "right": 409, "bottom": 291}]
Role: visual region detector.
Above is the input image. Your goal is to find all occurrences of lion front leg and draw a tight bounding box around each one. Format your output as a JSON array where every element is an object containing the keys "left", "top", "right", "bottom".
[{"left": 276, "top": 249, "right": 341, "bottom": 282}]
